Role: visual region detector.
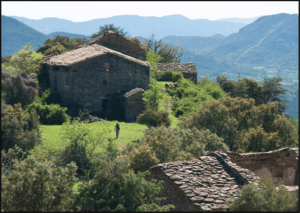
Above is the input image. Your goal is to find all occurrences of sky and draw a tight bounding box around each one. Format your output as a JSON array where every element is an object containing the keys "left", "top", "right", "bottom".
[{"left": 1, "top": 1, "right": 298, "bottom": 22}]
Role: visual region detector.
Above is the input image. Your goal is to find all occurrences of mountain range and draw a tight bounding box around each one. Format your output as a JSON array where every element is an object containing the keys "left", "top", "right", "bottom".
[{"left": 9, "top": 14, "right": 253, "bottom": 39}]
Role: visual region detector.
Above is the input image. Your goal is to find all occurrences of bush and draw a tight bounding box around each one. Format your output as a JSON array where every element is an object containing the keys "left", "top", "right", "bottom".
[
  {"left": 1, "top": 102, "right": 42, "bottom": 154},
  {"left": 136, "top": 105, "right": 171, "bottom": 128},
  {"left": 225, "top": 176, "right": 298, "bottom": 212},
  {"left": 130, "top": 144, "right": 160, "bottom": 173},
  {"left": 24, "top": 89, "right": 70, "bottom": 125},
  {"left": 68, "top": 163, "right": 175, "bottom": 212},
  {"left": 57, "top": 117, "right": 111, "bottom": 183},
  {"left": 1, "top": 145, "right": 78, "bottom": 212}
]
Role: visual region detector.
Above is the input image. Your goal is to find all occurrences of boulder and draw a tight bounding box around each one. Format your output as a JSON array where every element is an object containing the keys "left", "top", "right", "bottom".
[{"left": 82, "top": 115, "right": 106, "bottom": 123}]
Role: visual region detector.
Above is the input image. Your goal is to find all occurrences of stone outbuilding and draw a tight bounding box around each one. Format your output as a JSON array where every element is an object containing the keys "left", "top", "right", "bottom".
[
  {"left": 157, "top": 62, "right": 198, "bottom": 84},
  {"left": 146, "top": 147, "right": 299, "bottom": 211},
  {"left": 40, "top": 31, "right": 150, "bottom": 120},
  {"left": 123, "top": 88, "right": 146, "bottom": 122}
]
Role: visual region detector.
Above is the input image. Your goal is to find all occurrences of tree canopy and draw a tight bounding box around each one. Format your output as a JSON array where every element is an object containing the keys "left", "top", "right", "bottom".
[{"left": 91, "top": 24, "right": 129, "bottom": 38}]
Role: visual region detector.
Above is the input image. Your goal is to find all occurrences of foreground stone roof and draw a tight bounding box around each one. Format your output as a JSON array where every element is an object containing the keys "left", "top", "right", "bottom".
[
  {"left": 123, "top": 88, "right": 145, "bottom": 98},
  {"left": 147, "top": 148, "right": 299, "bottom": 211},
  {"left": 148, "top": 151, "right": 260, "bottom": 211},
  {"left": 157, "top": 62, "right": 198, "bottom": 73}
]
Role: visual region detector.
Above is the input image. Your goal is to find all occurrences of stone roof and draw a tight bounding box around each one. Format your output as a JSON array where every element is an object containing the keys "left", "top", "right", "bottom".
[
  {"left": 123, "top": 88, "right": 145, "bottom": 98},
  {"left": 148, "top": 151, "right": 261, "bottom": 211},
  {"left": 148, "top": 148, "right": 299, "bottom": 211},
  {"left": 157, "top": 62, "right": 198, "bottom": 73},
  {"left": 77, "top": 31, "right": 117, "bottom": 48},
  {"left": 42, "top": 44, "right": 149, "bottom": 67}
]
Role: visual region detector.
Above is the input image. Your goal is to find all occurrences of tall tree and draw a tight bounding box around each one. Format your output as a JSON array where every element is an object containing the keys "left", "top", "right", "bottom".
[
  {"left": 216, "top": 75, "right": 290, "bottom": 119},
  {"left": 9, "top": 43, "right": 43, "bottom": 75},
  {"left": 91, "top": 24, "right": 128, "bottom": 38},
  {"left": 142, "top": 34, "right": 183, "bottom": 63}
]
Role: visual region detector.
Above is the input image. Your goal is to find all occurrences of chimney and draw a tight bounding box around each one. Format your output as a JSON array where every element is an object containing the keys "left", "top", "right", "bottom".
[{"left": 73, "top": 43, "right": 79, "bottom": 49}]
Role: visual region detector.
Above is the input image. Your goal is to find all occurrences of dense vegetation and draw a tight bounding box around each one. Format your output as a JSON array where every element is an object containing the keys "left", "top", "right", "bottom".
[{"left": 1, "top": 26, "right": 299, "bottom": 211}]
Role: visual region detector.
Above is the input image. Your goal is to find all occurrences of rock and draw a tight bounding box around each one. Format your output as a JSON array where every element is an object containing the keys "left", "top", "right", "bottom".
[{"left": 82, "top": 115, "right": 106, "bottom": 123}]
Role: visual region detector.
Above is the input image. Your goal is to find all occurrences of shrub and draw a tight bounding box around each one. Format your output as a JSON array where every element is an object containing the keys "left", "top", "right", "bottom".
[
  {"left": 140, "top": 127, "right": 180, "bottom": 163},
  {"left": 130, "top": 144, "right": 160, "bottom": 173},
  {"left": 24, "top": 89, "right": 70, "bottom": 125},
  {"left": 58, "top": 117, "right": 111, "bottom": 183},
  {"left": 1, "top": 145, "right": 78, "bottom": 212},
  {"left": 225, "top": 176, "right": 298, "bottom": 212},
  {"left": 136, "top": 105, "right": 171, "bottom": 128},
  {"left": 68, "top": 164, "right": 175, "bottom": 212},
  {"left": 1, "top": 102, "right": 42, "bottom": 154}
]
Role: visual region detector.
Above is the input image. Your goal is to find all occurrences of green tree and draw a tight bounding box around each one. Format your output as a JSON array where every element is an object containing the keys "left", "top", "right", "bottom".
[
  {"left": 180, "top": 96, "right": 298, "bottom": 152},
  {"left": 1, "top": 145, "right": 78, "bottom": 212},
  {"left": 10, "top": 43, "right": 43, "bottom": 75},
  {"left": 142, "top": 34, "right": 183, "bottom": 63},
  {"left": 36, "top": 36, "right": 87, "bottom": 56},
  {"left": 1, "top": 102, "right": 42, "bottom": 154},
  {"left": 146, "top": 51, "right": 165, "bottom": 81},
  {"left": 142, "top": 81, "right": 164, "bottom": 112},
  {"left": 216, "top": 75, "right": 290, "bottom": 119},
  {"left": 66, "top": 152, "right": 175, "bottom": 212},
  {"left": 225, "top": 176, "right": 298, "bottom": 212},
  {"left": 57, "top": 116, "right": 112, "bottom": 183},
  {"left": 91, "top": 24, "right": 128, "bottom": 38}
]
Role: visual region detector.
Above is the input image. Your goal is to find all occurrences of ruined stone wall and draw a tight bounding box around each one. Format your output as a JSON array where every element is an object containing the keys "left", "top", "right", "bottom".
[
  {"left": 124, "top": 92, "right": 145, "bottom": 122},
  {"left": 48, "top": 53, "right": 149, "bottom": 117},
  {"left": 157, "top": 72, "right": 197, "bottom": 84},
  {"left": 224, "top": 147, "right": 299, "bottom": 187}
]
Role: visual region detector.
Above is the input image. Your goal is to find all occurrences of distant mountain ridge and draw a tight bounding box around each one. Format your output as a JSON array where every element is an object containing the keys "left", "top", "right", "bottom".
[
  {"left": 215, "top": 16, "right": 261, "bottom": 25},
  {"left": 160, "top": 13, "right": 298, "bottom": 70},
  {"left": 9, "top": 14, "right": 248, "bottom": 39}
]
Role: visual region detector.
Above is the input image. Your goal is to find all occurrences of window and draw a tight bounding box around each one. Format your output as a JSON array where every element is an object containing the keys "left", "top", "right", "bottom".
[
  {"left": 53, "top": 66, "right": 59, "bottom": 71},
  {"left": 103, "top": 80, "right": 107, "bottom": 85},
  {"left": 105, "top": 63, "right": 109, "bottom": 71},
  {"left": 66, "top": 75, "right": 69, "bottom": 85}
]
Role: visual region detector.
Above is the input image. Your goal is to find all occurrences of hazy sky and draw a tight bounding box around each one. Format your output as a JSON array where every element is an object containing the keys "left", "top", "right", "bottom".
[{"left": 2, "top": 1, "right": 298, "bottom": 22}]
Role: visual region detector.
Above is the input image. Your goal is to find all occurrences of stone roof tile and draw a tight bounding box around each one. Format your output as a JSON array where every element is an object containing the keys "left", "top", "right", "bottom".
[
  {"left": 42, "top": 44, "right": 149, "bottom": 67},
  {"left": 157, "top": 62, "right": 198, "bottom": 73}
]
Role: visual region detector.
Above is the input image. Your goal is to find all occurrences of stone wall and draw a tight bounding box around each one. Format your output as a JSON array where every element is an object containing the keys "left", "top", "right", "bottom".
[
  {"left": 224, "top": 147, "right": 299, "bottom": 187},
  {"left": 124, "top": 91, "right": 145, "bottom": 122},
  {"left": 48, "top": 53, "right": 150, "bottom": 118},
  {"left": 157, "top": 72, "right": 198, "bottom": 84}
]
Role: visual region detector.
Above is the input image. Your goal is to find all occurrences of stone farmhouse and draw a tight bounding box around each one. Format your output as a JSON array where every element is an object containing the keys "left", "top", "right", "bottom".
[
  {"left": 146, "top": 147, "right": 299, "bottom": 211},
  {"left": 39, "top": 31, "right": 198, "bottom": 122}
]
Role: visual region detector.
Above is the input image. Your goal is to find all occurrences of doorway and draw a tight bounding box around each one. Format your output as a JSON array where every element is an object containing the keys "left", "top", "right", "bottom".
[{"left": 102, "top": 99, "right": 109, "bottom": 112}]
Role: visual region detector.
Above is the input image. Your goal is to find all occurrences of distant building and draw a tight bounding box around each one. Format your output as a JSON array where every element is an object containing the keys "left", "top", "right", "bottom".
[
  {"left": 157, "top": 62, "right": 198, "bottom": 84},
  {"left": 40, "top": 31, "right": 150, "bottom": 121}
]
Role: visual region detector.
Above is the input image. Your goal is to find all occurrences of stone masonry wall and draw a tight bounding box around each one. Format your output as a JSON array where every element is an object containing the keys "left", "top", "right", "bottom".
[
  {"left": 157, "top": 72, "right": 197, "bottom": 84},
  {"left": 48, "top": 53, "right": 150, "bottom": 117},
  {"left": 224, "top": 147, "right": 299, "bottom": 187},
  {"left": 124, "top": 92, "right": 145, "bottom": 122}
]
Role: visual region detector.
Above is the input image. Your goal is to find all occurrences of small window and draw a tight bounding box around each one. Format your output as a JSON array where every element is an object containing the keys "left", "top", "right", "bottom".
[
  {"left": 105, "top": 63, "right": 109, "bottom": 71},
  {"left": 103, "top": 80, "right": 107, "bottom": 85},
  {"left": 53, "top": 66, "right": 59, "bottom": 71},
  {"left": 66, "top": 76, "right": 69, "bottom": 85}
]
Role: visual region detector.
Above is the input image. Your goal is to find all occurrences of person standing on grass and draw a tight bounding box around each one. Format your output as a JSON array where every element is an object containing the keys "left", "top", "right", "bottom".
[{"left": 115, "top": 123, "right": 120, "bottom": 139}]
